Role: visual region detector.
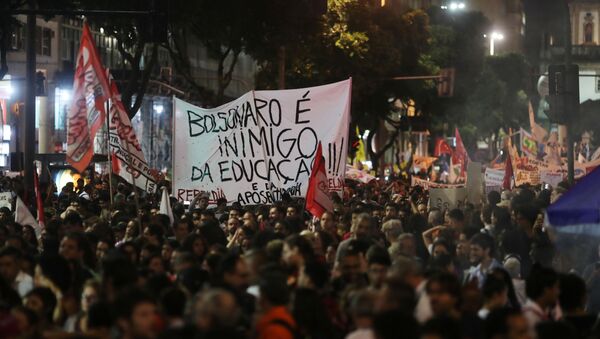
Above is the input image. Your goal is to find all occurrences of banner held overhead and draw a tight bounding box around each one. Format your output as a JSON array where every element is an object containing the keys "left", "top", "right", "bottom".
[{"left": 173, "top": 79, "right": 351, "bottom": 205}]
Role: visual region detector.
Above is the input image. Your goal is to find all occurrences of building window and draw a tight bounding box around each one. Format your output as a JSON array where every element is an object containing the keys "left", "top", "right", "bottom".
[
  {"left": 596, "top": 76, "right": 600, "bottom": 92},
  {"left": 9, "top": 26, "right": 24, "bottom": 50},
  {"left": 36, "top": 26, "right": 52, "bottom": 56}
]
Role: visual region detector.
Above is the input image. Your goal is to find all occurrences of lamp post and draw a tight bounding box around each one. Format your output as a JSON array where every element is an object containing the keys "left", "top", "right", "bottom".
[
  {"left": 441, "top": 2, "right": 466, "bottom": 11},
  {"left": 488, "top": 32, "right": 504, "bottom": 56}
]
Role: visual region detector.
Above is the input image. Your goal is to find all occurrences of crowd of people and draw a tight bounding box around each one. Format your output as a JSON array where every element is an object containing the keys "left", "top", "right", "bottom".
[{"left": 0, "top": 172, "right": 599, "bottom": 339}]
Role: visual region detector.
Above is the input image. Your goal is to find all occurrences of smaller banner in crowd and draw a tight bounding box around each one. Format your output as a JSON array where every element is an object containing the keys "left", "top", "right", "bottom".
[
  {"left": 345, "top": 167, "right": 376, "bottom": 184},
  {"left": 540, "top": 170, "right": 563, "bottom": 188},
  {"left": 484, "top": 168, "right": 505, "bottom": 187},
  {"left": 430, "top": 187, "right": 467, "bottom": 210},
  {"left": 0, "top": 192, "right": 12, "bottom": 209},
  {"left": 520, "top": 128, "right": 538, "bottom": 158},
  {"left": 411, "top": 177, "right": 465, "bottom": 190}
]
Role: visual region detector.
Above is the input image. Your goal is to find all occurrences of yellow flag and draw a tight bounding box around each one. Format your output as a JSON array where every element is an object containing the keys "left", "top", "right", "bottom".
[{"left": 355, "top": 126, "right": 366, "bottom": 164}]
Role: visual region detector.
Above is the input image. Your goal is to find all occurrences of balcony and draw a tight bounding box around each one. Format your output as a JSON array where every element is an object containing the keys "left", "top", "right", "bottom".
[{"left": 541, "top": 45, "right": 600, "bottom": 62}]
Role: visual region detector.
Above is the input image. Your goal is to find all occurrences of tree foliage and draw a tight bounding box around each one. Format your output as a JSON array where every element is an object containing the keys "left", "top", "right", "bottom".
[
  {"left": 76, "top": 0, "right": 159, "bottom": 118},
  {"left": 424, "top": 8, "right": 531, "bottom": 155},
  {"left": 256, "top": 0, "right": 433, "bottom": 130}
]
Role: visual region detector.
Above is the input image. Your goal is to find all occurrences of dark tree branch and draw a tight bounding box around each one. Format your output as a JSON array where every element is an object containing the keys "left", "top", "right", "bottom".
[
  {"left": 162, "top": 35, "right": 212, "bottom": 102},
  {"left": 128, "top": 43, "right": 158, "bottom": 118},
  {"left": 115, "top": 37, "right": 135, "bottom": 66},
  {"left": 223, "top": 49, "right": 240, "bottom": 88},
  {"left": 121, "top": 43, "right": 144, "bottom": 112}
]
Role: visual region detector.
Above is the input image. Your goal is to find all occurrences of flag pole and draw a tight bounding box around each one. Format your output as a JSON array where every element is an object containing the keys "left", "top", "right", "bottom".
[{"left": 106, "top": 100, "right": 114, "bottom": 224}]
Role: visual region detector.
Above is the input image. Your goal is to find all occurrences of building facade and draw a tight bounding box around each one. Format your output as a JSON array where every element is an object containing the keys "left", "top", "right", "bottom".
[
  {"left": 537, "top": 0, "right": 600, "bottom": 103},
  {"left": 1, "top": 16, "right": 257, "bottom": 171}
]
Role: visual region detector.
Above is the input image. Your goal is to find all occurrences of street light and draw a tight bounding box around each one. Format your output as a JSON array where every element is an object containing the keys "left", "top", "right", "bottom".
[
  {"left": 489, "top": 31, "right": 504, "bottom": 56},
  {"left": 442, "top": 2, "right": 466, "bottom": 11}
]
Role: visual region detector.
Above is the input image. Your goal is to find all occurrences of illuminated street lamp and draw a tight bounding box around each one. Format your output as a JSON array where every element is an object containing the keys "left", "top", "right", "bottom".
[
  {"left": 489, "top": 31, "right": 504, "bottom": 56},
  {"left": 441, "top": 2, "right": 466, "bottom": 11}
]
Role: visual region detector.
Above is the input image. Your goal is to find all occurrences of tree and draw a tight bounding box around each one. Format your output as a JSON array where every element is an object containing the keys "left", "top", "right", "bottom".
[
  {"left": 76, "top": 0, "right": 159, "bottom": 118},
  {"left": 254, "top": 0, "right": 434, "bottom": 173}
]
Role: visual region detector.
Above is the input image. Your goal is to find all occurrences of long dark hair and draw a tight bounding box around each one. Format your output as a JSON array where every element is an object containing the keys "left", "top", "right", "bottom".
[
  {"left": 285, "top": 234, "right": 316, "bottom": 264},
  {"left": 291, "top": 288, "right": 337, "bottom": 339},
  {"left": 490, "top": 267, "right": 521, "bottom": 310}
]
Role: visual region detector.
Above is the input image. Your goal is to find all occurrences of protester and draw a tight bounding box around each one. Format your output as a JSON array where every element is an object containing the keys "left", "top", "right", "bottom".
[{"left": 0, "top": 169, "right": 592, "bottom": 339}]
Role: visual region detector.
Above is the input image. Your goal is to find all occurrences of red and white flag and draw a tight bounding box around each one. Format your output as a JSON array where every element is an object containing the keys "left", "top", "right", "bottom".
[
  {"left": 33, "top": 169, "right": 45, "bottom": 229},
  {"left": 67, "top": 22, "right": 111, "bottom": 173},
  {"left": 106, "top": 70, "right": 157, "bottom": 193},
  {"left": 305, "top": 142, "right": 334, "bottom": 218},
  {"left": 434, "top": 138, "right": 453, "bottom": 157},
  {"left": 453, "top": 127, "right": 470, "bottom": 177},
  {"left": 111, "top": 152, "right": 121, "bottom": 174},
  {"left": 503, "top": 152, "right": 513, "bottom": 190}
]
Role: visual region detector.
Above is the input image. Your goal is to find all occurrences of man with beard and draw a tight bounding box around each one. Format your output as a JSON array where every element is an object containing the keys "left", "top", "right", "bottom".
[{"left": 465, "top": 233, "right": 501, "bottom": 288}]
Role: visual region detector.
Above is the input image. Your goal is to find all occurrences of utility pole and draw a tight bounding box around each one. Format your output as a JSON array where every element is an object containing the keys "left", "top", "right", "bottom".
[
  {"left": 564, "top": 1, "right": 575, "bottom": 185},
  {"left": 24, "top": 0, "right": 36, "bottom": 200}
]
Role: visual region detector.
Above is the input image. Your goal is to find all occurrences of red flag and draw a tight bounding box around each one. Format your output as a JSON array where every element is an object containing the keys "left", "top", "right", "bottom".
[
  {"left": 111, "top": 152, "right": 121, "bottom": 174},
  {"left": 305, "top": 142, "right": 334, "bottom": 218},
  {"left": 453, "top": 128, "right": 469, "bottom": 176},
  {"left": 503, "top": 153, "right": 513, "bottom": 190},
  {"left": 67, "top": 22, "right": 111, "bottom": 173},
  {"left": 434, "top": 138, "right": 453, "bottom": 157},
  {"left": 33, "top": 169, "right": 45, "bottom": 229}
]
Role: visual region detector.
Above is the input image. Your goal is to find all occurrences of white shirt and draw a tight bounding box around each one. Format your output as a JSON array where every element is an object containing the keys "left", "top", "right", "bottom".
[
  {"left": 14, "top": 271, "right": 33, "bottom": 297},
  {"left": 346, "top": 329, "right": 375, "bottom": 339},
  {"left": 415, "top": 280, "right": 433, "bottom": 324},
  {"left": 513, "top": 279, "right": 527, "bottom": 306},
  {"left": 522, "top": 299, "right": 548, "bottom": 335}
]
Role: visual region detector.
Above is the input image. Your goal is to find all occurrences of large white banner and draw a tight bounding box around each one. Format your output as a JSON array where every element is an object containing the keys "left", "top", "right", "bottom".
[{"left": 173, "top": 79, "right": 351, "bottom": 204}]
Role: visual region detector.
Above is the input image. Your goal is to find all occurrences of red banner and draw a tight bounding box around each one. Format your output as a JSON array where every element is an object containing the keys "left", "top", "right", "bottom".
[{"left": 66, "top": 22, "right": 111, "bottom": 173}]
